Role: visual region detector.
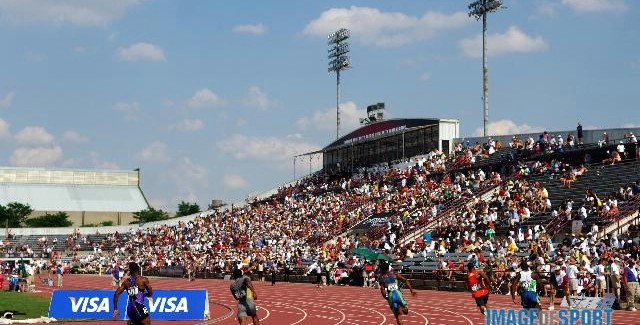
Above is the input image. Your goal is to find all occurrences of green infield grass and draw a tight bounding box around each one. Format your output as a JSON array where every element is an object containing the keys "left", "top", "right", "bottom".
[{"left": 0, "top": 291, "right": 50, "bottom": 320}]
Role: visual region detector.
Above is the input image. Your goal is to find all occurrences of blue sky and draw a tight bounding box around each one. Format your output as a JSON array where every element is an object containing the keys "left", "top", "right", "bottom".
[{"left": 0, "top": 0, "right": 638, "bottom": 211}]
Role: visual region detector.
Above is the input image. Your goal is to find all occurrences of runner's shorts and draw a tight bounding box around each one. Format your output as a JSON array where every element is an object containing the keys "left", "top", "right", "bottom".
[
  {"left": 238, "top": 299, "right": 257, "bottom": 318},
  {"left": 127, "top": 301, "right": 150, "bottom": 324},
  {"left": 475, "top": 294, "right": 489, "bottom": 307},
  {"left": 521, "top": 291, "right": 539, "bottom": 309},
  {"left": 387, "top": 290, "right": 408, "bottom": 312}
]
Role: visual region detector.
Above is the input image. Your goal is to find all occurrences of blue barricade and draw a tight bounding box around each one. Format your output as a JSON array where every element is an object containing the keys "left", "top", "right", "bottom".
[{"left": 48, "top": 289, "right": 208, "bottom": 320}]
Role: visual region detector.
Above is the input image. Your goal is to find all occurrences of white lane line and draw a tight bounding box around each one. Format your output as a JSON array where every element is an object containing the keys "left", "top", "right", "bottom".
[
  {"left": 258, "top": 305, "right": 271, "bottom": 322},
  {"left": 270, "top": 302, "right": 308, "bottom": 325}
]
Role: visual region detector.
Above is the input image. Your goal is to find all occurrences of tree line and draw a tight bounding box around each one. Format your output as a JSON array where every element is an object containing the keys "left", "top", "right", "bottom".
[{"left": 0, "top": 200, "right": 208, "bottom": 228}]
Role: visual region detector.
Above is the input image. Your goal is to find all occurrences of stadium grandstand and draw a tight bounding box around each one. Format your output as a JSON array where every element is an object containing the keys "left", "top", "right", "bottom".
[
  {"left": 0, "top": 167, "right": 149, "bottom": 228},
  {"left": 2, "top": 123, "right": 640, "bottom": 320}
]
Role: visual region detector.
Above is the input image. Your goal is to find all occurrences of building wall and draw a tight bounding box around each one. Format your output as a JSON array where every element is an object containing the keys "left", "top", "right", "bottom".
[
  {"left": 438, "top": 120, "right": 460, "bottom": 154},
  {"left": 0, "top": 168, "right": 139, "bottom": 186},
  {"left": 28, "top": 210, "right": 137, "bottom": 226}
]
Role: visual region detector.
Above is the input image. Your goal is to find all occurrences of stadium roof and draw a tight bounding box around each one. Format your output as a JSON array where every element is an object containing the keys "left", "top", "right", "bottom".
[
  {"left": 0, "top": 167, "right": 149, "bottom": 212},
  {"left": 0, "top": 183, "right": 149, "bottom": 212},
  {"left": 323, "top": 118, "right": 442, "bottom": 150}
]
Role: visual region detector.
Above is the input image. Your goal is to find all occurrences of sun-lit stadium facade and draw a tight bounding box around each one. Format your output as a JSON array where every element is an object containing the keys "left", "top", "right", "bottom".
[
  {"left": 322, "top": 118, "right": 460, "bottom": 171},
  {"left": 0, "top": 167, "right": 150, "bottom": 226}
]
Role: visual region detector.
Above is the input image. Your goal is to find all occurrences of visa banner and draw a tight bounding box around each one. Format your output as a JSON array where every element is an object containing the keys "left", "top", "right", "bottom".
[{"left": 48, "top": 289, "right": 208, "bottom": 320}]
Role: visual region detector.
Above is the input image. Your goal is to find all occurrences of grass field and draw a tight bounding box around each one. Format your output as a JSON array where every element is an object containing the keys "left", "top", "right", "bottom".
[{"left": 0, "top": 291, "right": 50, "bottom": 320}]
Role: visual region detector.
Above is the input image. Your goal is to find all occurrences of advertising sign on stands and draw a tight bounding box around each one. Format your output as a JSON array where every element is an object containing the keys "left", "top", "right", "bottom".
[{"left": 351, "top": 212, "right": 394, "bottom": 234}]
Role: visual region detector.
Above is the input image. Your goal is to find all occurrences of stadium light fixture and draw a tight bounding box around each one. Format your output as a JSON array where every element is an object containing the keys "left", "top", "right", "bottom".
[
  {"left": 468, "top": 0, "right": 504, "bottom": 137},
  {"left": 328, "top": 28, "right": 351, "bottom": 140}
]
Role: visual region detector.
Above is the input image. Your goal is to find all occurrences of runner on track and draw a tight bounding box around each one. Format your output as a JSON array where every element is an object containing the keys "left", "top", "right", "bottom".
[
  {"left": 378, "top": 262, "right": 417, "bottom": 325},
  {"left": 112, "top": 262, "right": 153, "bottom": 325},
  {"left": 511, "top": 260, "right": 543, "bottom": 310},
  {"left": 465, "top": 262, "right": 491, "bottom": 314},
  {"left": 546, "top": 265, "right": 570, "bottom": 310},
  {"left": 230, "top": 268, "right": 260, "bottom": 325}
]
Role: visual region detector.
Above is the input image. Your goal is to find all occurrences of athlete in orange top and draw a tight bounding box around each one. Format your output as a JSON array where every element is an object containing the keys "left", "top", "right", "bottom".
[{"left": 465, "top": 262, "right": 491, "bottom": 314}]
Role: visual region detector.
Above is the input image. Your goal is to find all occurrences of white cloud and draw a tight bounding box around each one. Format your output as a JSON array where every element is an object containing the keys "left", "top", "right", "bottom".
[
  {"left": 303, "top": 6, "right": 470, "bottom": 47},
  {"left": 146, "top": 197, "right": 166, "bottom": 210},
  {"left": 170, "top": 118, "right": 204, "bottom": 131},
  {"left": 137, "top": 141, "right": 170, "bottom": 163},
  {"left": 236, "top": 119, "right": 247, "bottom": 128},
  {"left": 88, "top": 152, "right": 120, "bottom": 170},
  {"left": 460, "top": 26, "right": 548, "bottom": 58},
  {"left": 296, "top": 101, "right": 366, "bottom": 133},
  {"left": 113, "top": 101, "right": 140, "bottom": 120},
  {"left": 165, "top": 157, "right": 209, "bottom": 209},
  {"left": 11, "top": 146, "right": 63, "bottom": 167},
  {"left": 186, "top": 88, "right": 223, "bottom": 109},
  {"left": 0, "top": 91, "right": 14, "bottom": 108},
  {"left": 63, "top": 152, "right": 119, "bottom": 169},
  {"left": 419, "top": 73, "right": 431, "bottom": 82},
  {"left": 179, "top": 157, "right": 208, "bottom": 184},
  {"left": 243, "top": 86, "right": 276, "bottom": 110},
  {"left": 562, "top": 0, "right": 627, "bottom": 13},
  {"left": 26, "top": 51, "right": 47, "bottom": 62},
  {"left": 0, "top": 0, "right": 148, "bottom": 26},
  {"left": 623, "top": 123, "right": 640, "bottom": 128},
  {"left": 217, "top": 134, "right": 320, "bottom": 166},
  {"left": 536, "top": 1, "right": 560, "bottom": 17},
  {"left": 223, "top": 173, "right": 249, "bottom": 190},
  {"left": 233, "top": 23, "right": 267, "bottom": 35},
  {"left": 0, "top": 118, "right": 9, "bottom": 138},
  {"left": 15, "top": 126, "right": 54, "bottom": 145},
  {"left": 62, "top": 130, "right": 89, "bottom": 143},
  {"left": 116, "top": 42, "right": 165, "bottom": 62},
  {"left": 472, "top": 119, "right": 545, "bottom": 137}
]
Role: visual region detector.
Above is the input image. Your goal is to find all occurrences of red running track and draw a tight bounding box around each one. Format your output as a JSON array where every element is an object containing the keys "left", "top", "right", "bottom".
[{"left": 22, "top": 275, "right": 638, "bottom": 324}]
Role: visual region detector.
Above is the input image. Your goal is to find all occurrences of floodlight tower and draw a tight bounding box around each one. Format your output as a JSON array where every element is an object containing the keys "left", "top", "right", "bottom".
[
  {"left": 328, "top": 28, "right": 351, "bottom": 140},
  {"left": 468, "top": 0, "right": 503, "bottom": 137}
]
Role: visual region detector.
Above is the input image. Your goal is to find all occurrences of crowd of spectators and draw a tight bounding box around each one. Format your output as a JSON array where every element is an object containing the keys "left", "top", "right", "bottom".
[{"left": 1, "top": 129, "right": 639, "bottom": 310}]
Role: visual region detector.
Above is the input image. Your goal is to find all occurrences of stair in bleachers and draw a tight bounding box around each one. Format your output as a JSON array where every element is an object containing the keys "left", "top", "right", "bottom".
[{"left": 527, "top": 159, "right": 638, "bottom": 211}]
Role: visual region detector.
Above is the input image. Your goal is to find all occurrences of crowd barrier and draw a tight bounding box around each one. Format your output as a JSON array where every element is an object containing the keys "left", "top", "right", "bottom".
[{"left": 48, "top": 289, "right": 209, "bottom": 321}]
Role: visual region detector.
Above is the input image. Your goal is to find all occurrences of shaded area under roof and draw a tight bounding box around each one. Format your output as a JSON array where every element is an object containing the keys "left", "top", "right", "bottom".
[{"left": 0, "top": 183, "right": 149, "bottom": 212}]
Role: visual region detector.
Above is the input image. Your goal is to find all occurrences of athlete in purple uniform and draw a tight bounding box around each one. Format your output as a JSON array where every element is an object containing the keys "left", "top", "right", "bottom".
[{"left": 112, "top": 262, "right": 153, "bottom": 325}]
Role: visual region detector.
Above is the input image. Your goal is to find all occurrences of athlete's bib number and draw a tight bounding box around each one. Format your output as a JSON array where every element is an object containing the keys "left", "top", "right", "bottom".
[
  {"left": 387, "top": 283, "right": 399, "bottom": 291},
  {"left": 127, "top": 286, "right": 139, "bottom": 296},
  {"left": 471, "top": 284, "right": 481, "bottom": 291},
  {"left": 521, "top": 280, "right": 536, "bottom": 292}
]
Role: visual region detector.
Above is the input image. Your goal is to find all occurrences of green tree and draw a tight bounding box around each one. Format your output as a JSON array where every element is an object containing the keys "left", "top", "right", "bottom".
[
  {"left": 0, "top": 202, "right": 34, "bottom": 228},
  {"left": 176, "top": 201, "right": 200, "bottom": 217},
  {"left": 132, "top": 207, "right": 169, "bottom": 224},
  {"left": 25, "top": 212, "right": 73, "bottom": 227}
]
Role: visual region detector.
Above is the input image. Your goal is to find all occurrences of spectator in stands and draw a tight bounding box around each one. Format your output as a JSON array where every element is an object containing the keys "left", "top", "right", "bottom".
[
  {"left": 622, "top": 258, "right": 640, "bottom": 310},
  {"left": 577, "top": 123, "right": 583, "bottom": 144},
  {"left": 56, "top": 264, "right": 63, "bottom": 288}
]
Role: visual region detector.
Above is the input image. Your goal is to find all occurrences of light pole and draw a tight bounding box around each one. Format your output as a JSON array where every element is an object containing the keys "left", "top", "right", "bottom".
[
  {"left": 468, "top": 0, "right": 503, "bottom": 137},
  {"left": 328, "top": 28, "right": 351, "bottom": 140}
]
